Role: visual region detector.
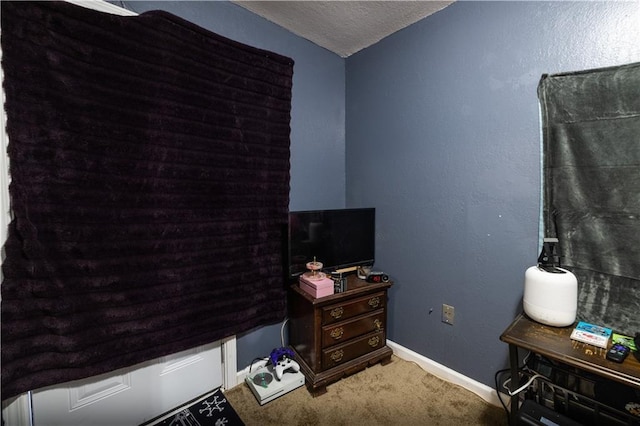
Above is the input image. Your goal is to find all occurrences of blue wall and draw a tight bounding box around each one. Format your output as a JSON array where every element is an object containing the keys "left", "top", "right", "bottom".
[
  {"left": 120, "top": 1, "right": 640, "bottom": 387},
  {"left": 346, "top": 1, "right": 640, "bottom": 386}
]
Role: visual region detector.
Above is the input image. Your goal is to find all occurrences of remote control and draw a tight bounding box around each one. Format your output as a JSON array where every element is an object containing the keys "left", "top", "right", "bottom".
[{"left": 606, "top": 343, "right": 630, "bottom": 363}]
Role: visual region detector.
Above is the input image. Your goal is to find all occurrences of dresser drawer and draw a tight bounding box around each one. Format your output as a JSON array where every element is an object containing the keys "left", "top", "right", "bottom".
[
  {"left": 321, "top": 310, "right": 384, "bottom": 347},
  {"left": 321, "top": 291, "right": 386, "bottom": 325},
  {"left": 322, "top": 330, "right": 386, "bottom": 369}
]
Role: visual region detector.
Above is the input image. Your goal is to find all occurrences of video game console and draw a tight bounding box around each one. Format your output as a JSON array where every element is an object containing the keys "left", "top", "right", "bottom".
[{"left": 245, "top": 347, "right": 305, "bottom": 405}]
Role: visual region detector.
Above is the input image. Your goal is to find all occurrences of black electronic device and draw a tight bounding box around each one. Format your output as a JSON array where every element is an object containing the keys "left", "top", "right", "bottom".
[
  {"left": 516, "top": 400, "right": 582, "bottom": 426},
  {"left": 287, "top": 208, "right": 375, "bottom": 278},
  {"left": 537, "top": 238, "right": 563, "bottom": 272},
  {"left": 606, "top": 343, "right": 630, "bottom": 363},
  {"left": 366, "top": 271, "right": 389, "bottom": 283}
]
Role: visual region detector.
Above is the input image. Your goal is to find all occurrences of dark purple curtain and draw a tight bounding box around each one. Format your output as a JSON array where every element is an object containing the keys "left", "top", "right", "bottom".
[{"left": 1, "top": 1, "right": 293, "bottom": 399}]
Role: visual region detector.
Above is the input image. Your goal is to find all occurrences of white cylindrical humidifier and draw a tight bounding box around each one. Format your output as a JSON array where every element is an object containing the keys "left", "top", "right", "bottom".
[{"left": 523, "top": 238, "right": 578, "bottom": 327}]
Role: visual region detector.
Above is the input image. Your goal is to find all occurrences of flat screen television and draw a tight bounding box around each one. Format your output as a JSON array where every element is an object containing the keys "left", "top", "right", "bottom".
[{"left": 287, "top": 208, "right": 375, "bottom": 278}]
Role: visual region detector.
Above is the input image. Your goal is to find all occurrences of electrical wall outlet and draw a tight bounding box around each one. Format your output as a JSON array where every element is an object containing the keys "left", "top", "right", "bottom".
[{"left": 442, "top": 304, "right": 455, "bottom": 325}]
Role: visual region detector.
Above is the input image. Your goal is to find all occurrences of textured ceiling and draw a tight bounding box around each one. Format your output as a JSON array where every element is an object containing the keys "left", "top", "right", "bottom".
[{"left": 232, "top": 1, "right": 455, "bottom": 57}]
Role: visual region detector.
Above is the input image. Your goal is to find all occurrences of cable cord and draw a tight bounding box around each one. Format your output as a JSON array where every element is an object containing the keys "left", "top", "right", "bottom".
[
  {"left": 28, "top": 390, "right": 34, "bottom": 426},
  {"left": 250, "top": 317, "right": 290, "bottom": 374},
  {"left": 502, "top": 373, "right": 547, "bottom": 396},
  {"left": 501, "top": 352, "right": 542, "bottom": 396},
  {"left": 280, "top": 317, "right": 289, "bottom": 348},
  {"left": 494, "top": 368, "right": 511, "bottom": 425},
  {"left": 493, "top": 351, "right": 536, "bottom": 422},
  {"left": 249, "top": 357, "right": 269, "bottom": 373}
]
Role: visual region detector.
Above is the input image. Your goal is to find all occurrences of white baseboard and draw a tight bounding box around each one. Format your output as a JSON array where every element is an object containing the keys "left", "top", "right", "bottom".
[
  {"left": 234, "top": 340, "right": 510, "bottom": 410},
  {"left": 387, "top": 340, "right": 510, "bottom": 409}
]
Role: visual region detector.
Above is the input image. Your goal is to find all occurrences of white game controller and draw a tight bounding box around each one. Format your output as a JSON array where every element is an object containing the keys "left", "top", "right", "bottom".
[{"left": 274, "top": 356, "right": 300, "bottom": 380}]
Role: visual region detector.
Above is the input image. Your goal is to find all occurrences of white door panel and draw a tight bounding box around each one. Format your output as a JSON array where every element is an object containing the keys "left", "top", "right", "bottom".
[{"left": 30, "top": 341, "right": 222, "bottom": 426}]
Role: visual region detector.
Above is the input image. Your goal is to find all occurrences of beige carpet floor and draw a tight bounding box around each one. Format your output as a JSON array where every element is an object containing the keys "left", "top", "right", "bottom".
[{"left": 224, "top": 355, "right": 508, "bottom": 426}]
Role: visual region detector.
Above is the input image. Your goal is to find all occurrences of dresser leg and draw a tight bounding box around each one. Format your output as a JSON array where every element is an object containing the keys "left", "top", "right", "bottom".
[
  {"left": 308, "top": 384, "right": 327, "bottom": 397},
  {"left": 380, "top": 354, "right": 392, "bottom": 366}
]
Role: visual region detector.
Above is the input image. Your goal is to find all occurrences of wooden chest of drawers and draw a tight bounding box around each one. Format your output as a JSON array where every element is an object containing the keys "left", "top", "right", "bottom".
[{"left": 288, "top": 275, "right": 393, "bottom": 395}]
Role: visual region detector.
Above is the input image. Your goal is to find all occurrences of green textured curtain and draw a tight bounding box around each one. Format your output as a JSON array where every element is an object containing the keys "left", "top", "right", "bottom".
[{"left": 538, "top": 62, "right": 640, "bottom": 334}]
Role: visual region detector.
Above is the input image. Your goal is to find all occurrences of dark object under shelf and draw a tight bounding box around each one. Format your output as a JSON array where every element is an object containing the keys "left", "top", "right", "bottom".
[
  {"left": 525, "top": 355, "right": 640, "bottom": 426},
  {"left": 516, "top": 399, "right": 582, "bottom": 426}
]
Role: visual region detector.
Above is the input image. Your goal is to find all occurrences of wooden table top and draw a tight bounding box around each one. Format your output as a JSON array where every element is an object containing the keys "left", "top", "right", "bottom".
[{"left": 500, "top": 313, "right": 640, "bottom": 390}]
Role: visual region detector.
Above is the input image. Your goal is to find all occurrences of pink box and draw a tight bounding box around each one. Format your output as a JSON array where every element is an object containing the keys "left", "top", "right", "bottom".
[{"left": 299, "top": 275, "right": 334, "bottom": 298}]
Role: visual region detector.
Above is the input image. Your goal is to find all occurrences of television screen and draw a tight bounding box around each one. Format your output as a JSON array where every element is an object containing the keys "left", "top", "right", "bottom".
[{"left": 288, "top": 208, "right": 375, "bottom": 278}]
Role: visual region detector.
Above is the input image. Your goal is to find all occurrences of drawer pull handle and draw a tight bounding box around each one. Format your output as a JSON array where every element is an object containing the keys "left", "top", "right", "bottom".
[
  {"left": 330, "top": 350, "right": 344, "bottom": 363},
  {"left": 368, "top": 297, "right": 380, "bottom": 308},
  {"left": 330, "top": 307, "right": 344, "bottom": 319},
  {"left": 368, "top": 336, "right": 381, "bottom": 347},
  {"left": 330, "top": 327, "right": 344, "bottom": 340},
  {"left": 374, "top": 319, "right": 382, "bottom": 331}
]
